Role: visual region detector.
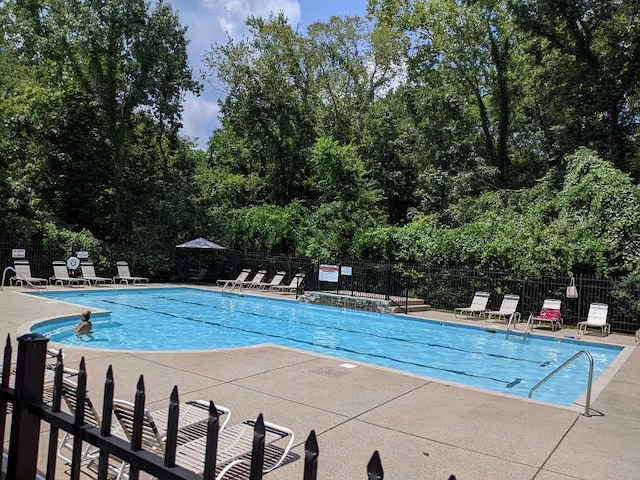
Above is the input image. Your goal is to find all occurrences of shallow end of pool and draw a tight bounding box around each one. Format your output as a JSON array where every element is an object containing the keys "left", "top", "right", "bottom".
[{"left": 19, "top": 310, "right": 112, "bottom": 337}]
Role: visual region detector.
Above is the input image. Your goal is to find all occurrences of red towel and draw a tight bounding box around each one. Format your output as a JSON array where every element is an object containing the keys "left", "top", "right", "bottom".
[{"left": 539, "top": 308, "right": 561, "bottom": 320}]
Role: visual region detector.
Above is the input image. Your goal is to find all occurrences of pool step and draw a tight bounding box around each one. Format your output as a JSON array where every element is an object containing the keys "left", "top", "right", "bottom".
[{"left": 391, "top": 298, "right": 431, "bottom": 313}]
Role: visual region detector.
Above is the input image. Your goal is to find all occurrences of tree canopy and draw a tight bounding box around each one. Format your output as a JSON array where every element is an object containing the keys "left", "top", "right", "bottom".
[{"left": 2, "top": 0, "right": 640, "bottom": 279}]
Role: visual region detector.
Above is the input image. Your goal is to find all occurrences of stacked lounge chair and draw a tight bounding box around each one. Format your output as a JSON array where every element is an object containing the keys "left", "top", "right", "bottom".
[
  {"left": 50, "top": 261, "right": 88, "bottom": 287},
  {"left": 253, "top": 271, "right": 287, "bottom": 290},
  {"left": 216, "top": 268, "right": 252, "bottom": 289},
  {"left": 270, "top": 273, "right": 305, "bottom": 294},
  {"left": 91, "top": 399, "right": 230, "bottom": 480},
  {"left": 113, "top": 261, "right": 148, "bottom": 285},
  {"left": 57, "top": 373, "right": 109, "bottom": 464},
  {"left": 188, "top": 268, "right": 208, "bottom": 284},
  {"left": 80, "top": 262, "right": 112, "bottom": 286},
  {"left": 454, "top": 291, "right": 490, "bottom": 318},
  {"left": 175, "top": 413, "right": 294, "bottom": 479},
  {"left": 237, "top": 270, "right": 267, "bottom": 289}
]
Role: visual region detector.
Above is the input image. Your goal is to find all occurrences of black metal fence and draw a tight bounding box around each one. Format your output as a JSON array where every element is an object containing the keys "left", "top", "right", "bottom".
[
  {"left": 264, "top": 259, "right": 640, "bottom": 335},
  {"left": 2, "top": 334, "right": 460, "bottom": 480},
  {"left": 2, "top": 237, "right": 639, "bottom": 334}
]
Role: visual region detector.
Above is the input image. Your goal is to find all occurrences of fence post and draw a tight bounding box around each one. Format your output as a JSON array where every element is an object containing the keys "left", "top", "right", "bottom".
[
  {"left": 576, "top": 274, "right": 582, "bottom": 325},
  {"left": 303, "top": 430, "right": 319, "bottom": 480},
  {"left": 249, "top": 414, "right": 266, "bottom": 480},
  {"left": 367, "top": 450, "right": 383, "bottom": 479},
  {"left": 0, "top": 335, "right": 13, "bottom": 476},
  {"left": 384, "top": 264, "right": 391, "bottom": 301},
  {"left": 202, "top": 401, "right": 220, "bottom": 480},
  {"left": 7, "top": 333, "right": 48, "bottom": 480}
]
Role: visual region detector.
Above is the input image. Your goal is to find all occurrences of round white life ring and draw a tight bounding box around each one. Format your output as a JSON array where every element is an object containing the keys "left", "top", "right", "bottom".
[{"left": 67, "top": 257, "right": 80, "bottom": 270}]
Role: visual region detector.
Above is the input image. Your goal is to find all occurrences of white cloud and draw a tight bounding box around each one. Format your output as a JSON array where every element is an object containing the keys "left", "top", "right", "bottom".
[
  {"left": 180, "top": 93, "right": 220, "bottom": 148},
  {"left": 199, "top": 0, "right": 301, "bottom": 40}
]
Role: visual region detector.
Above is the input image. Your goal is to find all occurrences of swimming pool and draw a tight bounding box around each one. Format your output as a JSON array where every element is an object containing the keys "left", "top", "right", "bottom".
[{"left": 31, "top": 287, "right": 622, "bottom": 406}]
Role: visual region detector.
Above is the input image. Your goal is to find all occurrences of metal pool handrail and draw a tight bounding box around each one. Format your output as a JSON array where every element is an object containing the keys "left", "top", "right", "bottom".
[{"left": 528, "top": 349, "right": 594, "bottom": 417}]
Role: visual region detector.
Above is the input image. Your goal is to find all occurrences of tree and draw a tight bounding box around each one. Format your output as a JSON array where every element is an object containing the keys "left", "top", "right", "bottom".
[
  {"left": 1, "top": 0, "right": 200, "bottom": 244},
  {"left": 370, "top": 0, "right": 516, "bottom": 184},
  {"left": 359, "top": 89, "right": 422, "bottom": 224},
  {"left": 204, "top": 13, "right": 317, "bottom": 204},
  {"left": 555, "top": 148, "right": 640, "bottom": 275},
  {"left": 307, "top": 15, "right": 404, "bottom": 145},
  {"left": 510, "top": 0, "right": 640, "bottom": 173},
  {"left": 301, "top": 136, "right": 384, "bottom": 259}
]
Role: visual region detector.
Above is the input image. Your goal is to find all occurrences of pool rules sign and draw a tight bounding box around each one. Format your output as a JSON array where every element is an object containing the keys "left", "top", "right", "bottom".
[{"left": 318, "top": 264, "right": 340, "bottom": 283}]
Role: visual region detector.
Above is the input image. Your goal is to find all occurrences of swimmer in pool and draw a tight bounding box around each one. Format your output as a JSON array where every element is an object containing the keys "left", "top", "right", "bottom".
[{"left": 75, "top": 310, "right": 93, "bottom": 337}]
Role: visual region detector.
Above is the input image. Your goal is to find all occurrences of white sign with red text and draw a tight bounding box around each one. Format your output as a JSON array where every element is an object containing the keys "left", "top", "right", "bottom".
[{"left": 319, "top": 264, "right": 340, "bottom": 283}]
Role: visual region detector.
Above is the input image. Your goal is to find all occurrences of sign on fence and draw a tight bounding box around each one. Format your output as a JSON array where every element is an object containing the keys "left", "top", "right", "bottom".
[
  {"left": 318, "top": 264, "right": 339, "bottom": 282},
  {"left": 11, "top": 249, "right": 26, "bottom": 259}
]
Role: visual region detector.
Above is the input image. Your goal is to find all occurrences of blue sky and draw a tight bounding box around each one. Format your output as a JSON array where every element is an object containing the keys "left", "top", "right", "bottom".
[{"left": 165, "top": 0, "right": 370, "bottom": 148}]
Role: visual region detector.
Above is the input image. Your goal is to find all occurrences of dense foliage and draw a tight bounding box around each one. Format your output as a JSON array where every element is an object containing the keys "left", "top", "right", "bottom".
[{"left": 2, "top": 0, "right": 640, "bottom": 279}]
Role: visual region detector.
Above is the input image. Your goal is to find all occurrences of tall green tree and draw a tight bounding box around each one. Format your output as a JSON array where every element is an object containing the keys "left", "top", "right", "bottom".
[
  {"left": 359, "top": 89, "right": 423, "bottom": 224},
  {"left": 1, "top": 0, "right": 200, "bottom": 244},
  {"left": 510, "top": 0, "right": 640, "bottom": 173},
  {"left": 204, "top": 13, "right": 317, "bottom": 204},
  {"left": 301, "top": 136, "right": 385, "bottom": 259},
  {"left": 370, "top": 0, "right": 516, "bottom": 184},
  {"left": 307, "top": 16, "right": 404, "bottom": 145}
]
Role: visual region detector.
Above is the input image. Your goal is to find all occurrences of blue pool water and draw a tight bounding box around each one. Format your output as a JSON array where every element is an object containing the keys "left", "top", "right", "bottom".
[{"left": 32, "top": 288, "right": 622, "bottom": 406}]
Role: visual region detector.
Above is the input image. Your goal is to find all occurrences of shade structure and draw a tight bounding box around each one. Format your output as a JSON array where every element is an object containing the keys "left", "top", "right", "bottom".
[
  {"left": 175, "top": 238, "right": 225, "bottom": 275},
  {"left": 175, "top": 238, "right": 225, "bottom": 250}
]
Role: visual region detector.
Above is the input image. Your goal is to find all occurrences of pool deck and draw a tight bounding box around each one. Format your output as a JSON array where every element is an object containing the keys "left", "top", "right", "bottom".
[{"left": 1, "top": 284, "right": 639, "bottom": 479}]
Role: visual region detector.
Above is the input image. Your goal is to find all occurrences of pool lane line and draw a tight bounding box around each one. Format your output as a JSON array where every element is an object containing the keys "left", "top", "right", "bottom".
[
  {"left": 114, "top": 295, "right": 552, "bottom": 367},
  {"left": 97, "top": 298, "right": 526, "bottom": 387},
  {"left": 149, "top": 294, "right": 552, "bottom": 368}
]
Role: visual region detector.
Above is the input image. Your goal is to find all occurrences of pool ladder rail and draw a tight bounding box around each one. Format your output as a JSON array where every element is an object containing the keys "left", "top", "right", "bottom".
[
  {"left": 505, "top": 317, "right": 595, "bottom": 416},
  {"left": 505, "top": 313, "right": 522, "bottom": 334},
  {"left": 528, "top": 350, "right": 594, "bottom": 417}
]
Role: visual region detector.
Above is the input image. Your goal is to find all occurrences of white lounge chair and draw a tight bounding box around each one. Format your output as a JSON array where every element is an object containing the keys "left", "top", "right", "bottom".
[
  {"left": 176, "top": 413, "right": 294, "bottom": 480},
  {"left": 237, "top": 270, "right": 267, "bottom": 289},
  {"left": 106, "top": 398, "right": 231, "bottom": 480},
  {"left": 50, "top": 261, "right": 88, "bottom": 287},
  {"left": 577, "top": 303, "right": 610, "bottom": 336},
  {"left": 527, "top": 299, "right": 563, "bottom": 332},
  {"left": 217, "top": 269, "right": 252, "bottom": 289},
  {"left": 253, "top": 271, "right": 287, "bottom": 290},
  {"left": 11, "top": 260, "right": 48, "bottom": 287},
  {"left": 80, "top": 262, "right": 112, "bottom": 285},
  {"left": 113, "top": 398, "right": 230, "bottom": 445},
  {"left": 454, "top": 291, "right": 490, "bottom": 318},
  {"left": 113, "top": 261, "right": 148, "bottom": 285},
  {"left": 1, "top": 349, "right": 69, "bottom": 410},
  {"left": 270, "top": 273, "right": 305, "bottom": 294},
  {"left": 58, "top": 373, "right": 107, "bottom": 464},
  {"left": 485, "top": 294, "right": 521, "bottom": 325}
]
